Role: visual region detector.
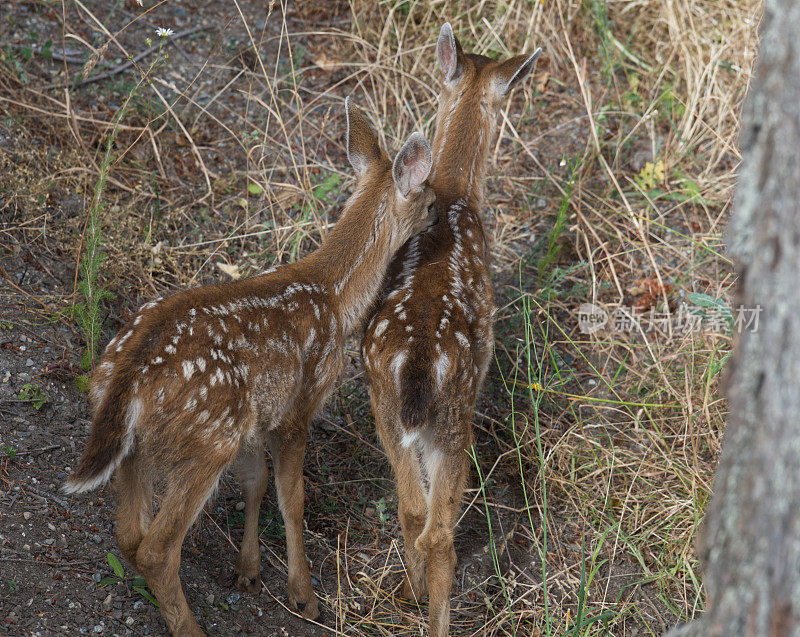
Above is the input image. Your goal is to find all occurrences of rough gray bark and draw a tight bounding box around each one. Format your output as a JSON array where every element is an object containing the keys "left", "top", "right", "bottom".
[{"left": 667, "top": 1, "right": 800, "bottom": 635}]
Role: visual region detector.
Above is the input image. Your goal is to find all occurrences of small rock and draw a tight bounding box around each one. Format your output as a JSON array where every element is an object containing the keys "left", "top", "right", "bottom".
[
  {"left": 235, "top": 501, "right": 245, "bottom": 512},
  {"left": 92, "top": 534, "right": 102, "bottom": 544},
  {"left": 23, "top": 544, "right": 31, "bottom": 551},
  {"left": 630, "top": 147, "right": 654, "bottom": 172},
  {"left": 226, "top": 591, "right": 240, "bottom": 606},
  {"left": 133, "top": 600, "right": 144, "bottom": 611},
  {"left": 26, "top": 358, "right": 34, "bottom": 367},
  {"left": 206, "top": 593, "right": 215, "bottom": 605},
  {"left": 93, "top": 624, "right": 103, "bottom": 633},
  {"left": 23, "top": 511, "right": 32, "bottom": 520},
  {"left": 125, "top": 617, "right": 134, "bottom": 627}
]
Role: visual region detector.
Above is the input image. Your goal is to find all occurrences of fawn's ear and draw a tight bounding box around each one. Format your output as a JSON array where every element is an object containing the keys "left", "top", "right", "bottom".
[
  {"left": 492, "top": 48, "right": 542, "bottom": 97},
  {"left": 437, "top": 22, "right": 464, "bottom": 84},
  {"left": 345, "top": 96, "right": 381, "bottom": 176},
  {"left": 392, "top": 132, "right": 432, "bottom": 199}
]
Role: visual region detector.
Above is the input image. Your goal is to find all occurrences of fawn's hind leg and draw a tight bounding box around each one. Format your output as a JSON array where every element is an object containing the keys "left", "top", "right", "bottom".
[
  {"left": 135, "top": 459, "right": 227, "bottom": 636},
  {"left": 232, "top": 443, "right": 268, "bottom": 593},
  {"left": 396, "top": 454, "right": 429, "bottom": 602},
  {"left": 115, "top": 454, "right": 153, "bottom": 570},
  {"left": 375, "top": 416, "right": 428, "bottom": 601},
  {"left": 268, "top": 428, "right": 318, "bottom": 620},
  {"left": 417, "top": 446, "right": 469, "bottom": 637}
]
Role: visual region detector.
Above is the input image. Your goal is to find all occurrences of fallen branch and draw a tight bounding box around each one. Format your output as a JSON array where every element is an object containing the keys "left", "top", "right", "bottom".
[{"left": 37, "top": 26, "right": 207, "bottom": 90}]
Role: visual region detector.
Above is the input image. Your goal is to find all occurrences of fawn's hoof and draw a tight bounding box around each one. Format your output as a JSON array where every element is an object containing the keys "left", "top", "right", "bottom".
[
  {"left": 235, "top": 574, "right": 261, "bottom": 594},
  {"left": 173, "top": 617, "right": 206, "bottom": 637},
  {"left": 288, "top": 582, "right": 319, "bottom": 620}
]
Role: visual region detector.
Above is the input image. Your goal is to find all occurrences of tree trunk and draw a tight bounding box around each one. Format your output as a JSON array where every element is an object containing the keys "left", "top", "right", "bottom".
[{"left": 667, "top": 1, "right": 800, "bottom": 635}]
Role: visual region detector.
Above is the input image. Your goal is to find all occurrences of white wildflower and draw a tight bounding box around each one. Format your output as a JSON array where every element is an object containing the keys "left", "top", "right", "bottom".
[{"left": 156, "top": 27, "right": 174, "bottom": 38}]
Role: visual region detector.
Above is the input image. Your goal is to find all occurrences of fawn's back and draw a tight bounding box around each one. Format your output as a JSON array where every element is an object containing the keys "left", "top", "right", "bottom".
[
  {"left": 92, "top": 273, "right": 342, "bottom": 465},
  {"left": 363, "top": 197, "right": 494, "bottom": 450}
]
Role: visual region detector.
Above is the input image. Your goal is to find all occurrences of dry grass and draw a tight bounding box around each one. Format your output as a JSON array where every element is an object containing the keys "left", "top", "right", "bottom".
[{"left": 0, "top": 0, "right": 762, "bottom": 634}]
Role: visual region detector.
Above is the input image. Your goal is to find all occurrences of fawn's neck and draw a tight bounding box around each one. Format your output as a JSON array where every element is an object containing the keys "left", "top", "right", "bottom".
[
  {"left": 430, "top": 93, "right": 495, "bottom": 209},
  {"left": 304, "top": 180, "right": 396, "bottom": 335}
]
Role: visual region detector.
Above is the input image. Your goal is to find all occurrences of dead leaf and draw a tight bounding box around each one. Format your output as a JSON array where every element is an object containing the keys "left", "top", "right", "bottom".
[
  {"left": 217, "top": 262, "right": 241, "bottom": 280},
  {"left": 535, "top": 71, "right": 549, "bottom": 93},
  {"left": 632, "top": 277, "right": 673, "bottom": 311},
  {"left": 633, "top": 277, "right": 673, "bottom": 297},
  {"left": 498, "top": 212, "right": 518, "bottom": 226},
  {"left": 312, "top": 52, "right": 343, "bottom": 73}
]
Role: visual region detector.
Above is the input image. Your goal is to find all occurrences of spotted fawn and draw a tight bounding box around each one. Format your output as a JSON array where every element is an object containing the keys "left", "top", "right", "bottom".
[
  {"left": 362, "top": 23, "right": 542, "bottom": 636},
  {"left": 65, "top": 98, "right": 436, "bottom": 636}
]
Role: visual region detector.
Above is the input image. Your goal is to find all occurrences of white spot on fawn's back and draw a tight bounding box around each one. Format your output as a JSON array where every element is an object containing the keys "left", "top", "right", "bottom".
[
  {"left": 392, "top": 350, "right": 408, "bottom": 385},
  {"left": 115, "top": 330, "right": 133, "bottom": 352},
  {"left": 434, "top": 352, "right": 450, "bottom": 388},
  {"left": 373, "top": 319, "right": 389, "bottom": 338}
]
